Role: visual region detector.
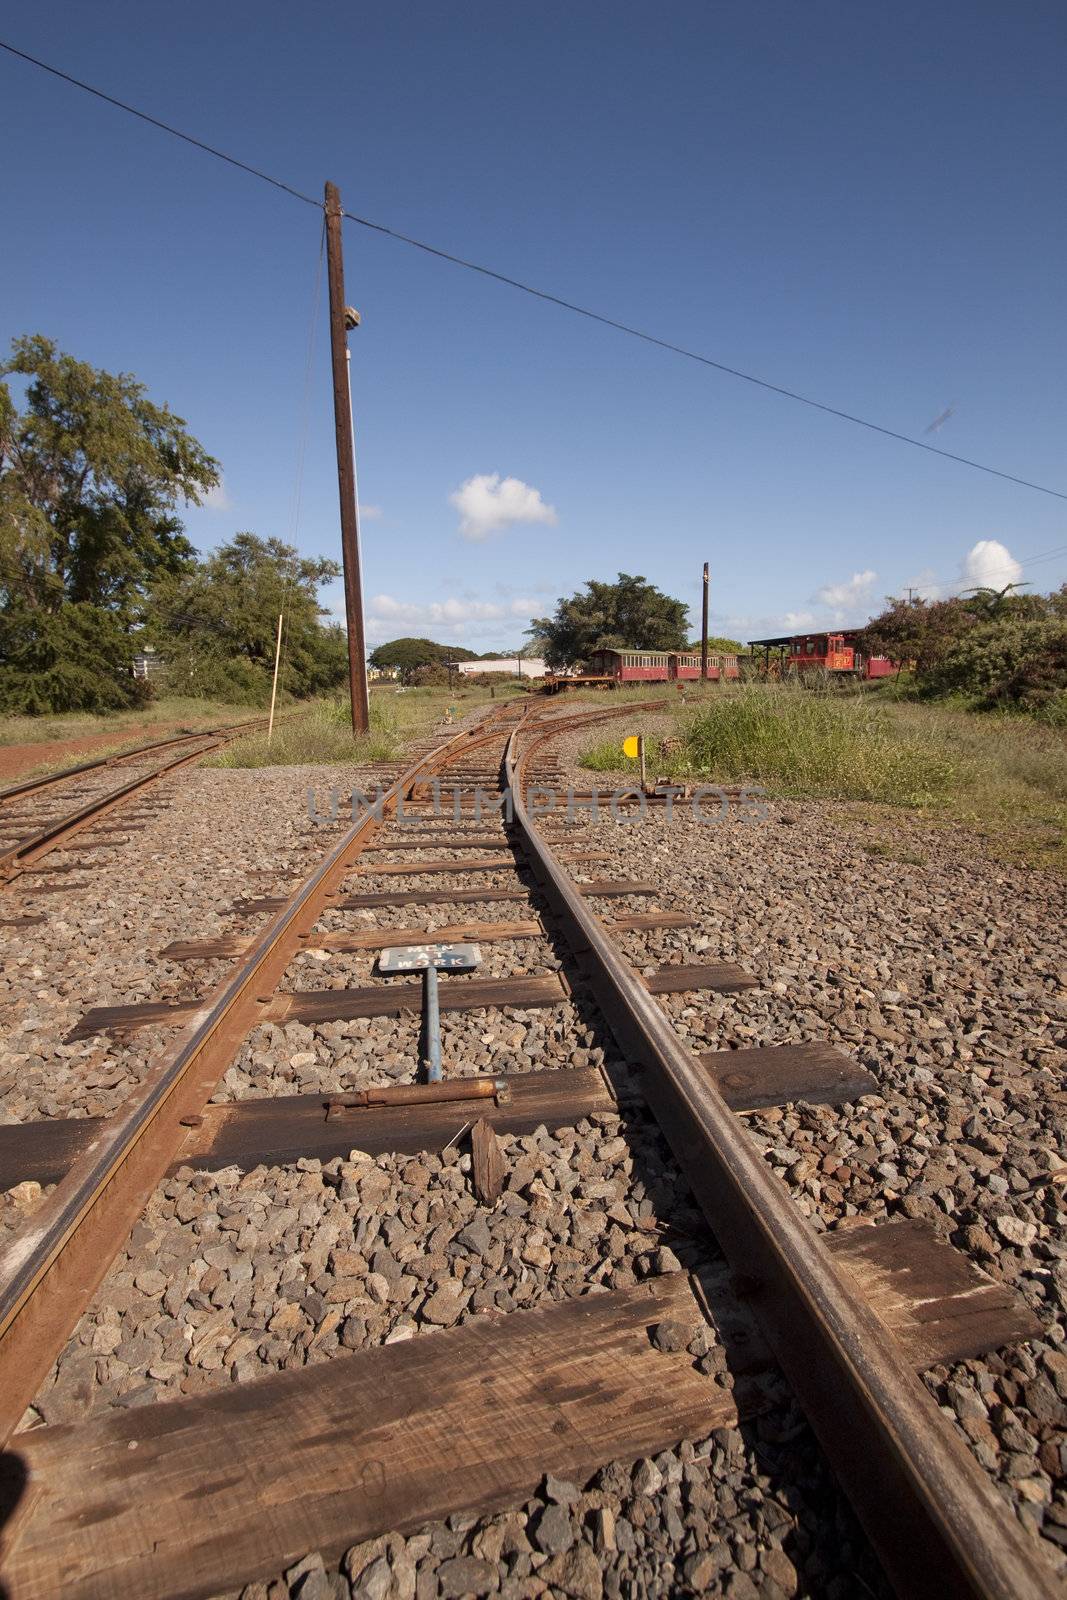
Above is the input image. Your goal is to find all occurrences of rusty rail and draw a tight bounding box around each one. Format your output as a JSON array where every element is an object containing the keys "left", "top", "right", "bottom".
[
  {"left": 0, "top": 700, "right": 529, "bottom": 1443},
  {"left": 0, "top": 718, "right": 277, "bottom": 885},
  {"left": 504, "top": 721, "right": 1054, "bottom": 1600}
]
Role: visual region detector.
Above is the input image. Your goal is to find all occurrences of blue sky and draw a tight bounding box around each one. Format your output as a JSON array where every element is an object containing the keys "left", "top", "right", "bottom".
[{"left": 2, "top": 1, "right": 1065, "bottom": 650}]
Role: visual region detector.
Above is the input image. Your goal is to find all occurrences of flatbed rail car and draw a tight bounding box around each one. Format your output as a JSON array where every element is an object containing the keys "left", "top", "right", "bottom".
[
  {"left": 748, "top": 630, "right": 896, "bottom": 679},
  {"left": 543, "top": 648, "right": 740, "bottom": 691}
]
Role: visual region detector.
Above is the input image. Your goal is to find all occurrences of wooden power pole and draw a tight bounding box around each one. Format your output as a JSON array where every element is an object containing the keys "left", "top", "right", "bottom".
[
  {"left": 701, "top": 561, "right": 710, "bottom": 682},
  {"left": 324, "top": 180, "right": 371, "bottom": 735}
]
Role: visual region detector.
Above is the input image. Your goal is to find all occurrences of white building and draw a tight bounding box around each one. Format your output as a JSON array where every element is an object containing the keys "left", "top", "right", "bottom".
[{"left": 456, "top": 657, "right": 545, "bottom": 677}]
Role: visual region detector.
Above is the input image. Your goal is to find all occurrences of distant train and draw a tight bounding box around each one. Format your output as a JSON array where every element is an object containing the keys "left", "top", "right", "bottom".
[
  {"left": 748, "top": 630, "right": 896, "bottom": 680},
  {"left": 543, "top": 648, "right": 740, "bottom": 691}
]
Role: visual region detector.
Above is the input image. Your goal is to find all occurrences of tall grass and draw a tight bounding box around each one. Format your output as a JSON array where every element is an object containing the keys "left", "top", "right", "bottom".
[
  {"left": 677, "top": 683, "right": 962, "bottom": 805},
  {"left": 576, "top": 680, "right": 1066, "bottom": 867},
  {"left": 207, "top": 685, "right": 513, "bottom": 768},
  {"left": 208, "top": 696, "right": 406, "bottom": 768}
]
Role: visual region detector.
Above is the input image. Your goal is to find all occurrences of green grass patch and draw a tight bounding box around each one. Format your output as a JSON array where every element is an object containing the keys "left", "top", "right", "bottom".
[
  {"left": 208, "top": 685, "right": 522, "bottom": 768},
  {"left": 578, "top": 738, "right": 643, "bottom": 774},
  {"left": 0, "top": 695, "right": 257, "bottom": 748},
  {"left": 677, "top": 684, "right": 961, "bottom": 806},
  {"left": 577, "top": 681, "right": 1067, "bottom": 869}
]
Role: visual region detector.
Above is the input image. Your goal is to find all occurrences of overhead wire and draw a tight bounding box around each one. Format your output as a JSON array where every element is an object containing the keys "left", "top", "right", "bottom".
[
  {"left": 905, "top": 541, "right": 1067, "bottom": 598},
  {"left": 2, "top": 34, "right": 1066, "bottom": 503}
]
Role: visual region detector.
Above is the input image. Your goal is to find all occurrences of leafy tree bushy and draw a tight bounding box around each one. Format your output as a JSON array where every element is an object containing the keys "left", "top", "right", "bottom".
[
  {"left": 0, "top": 334, "right": 217, "bottom": 616},
  {"left": 0, "top": 334, "right": 217, "bottom": 712},
  {"left": 923, "top": 615, "right": 1067, "bottom": 713},
  {"left": 861, "top": 584, "right": 1067, "bottom": 715},
  {"left": 151, "top": 534, "right": 346, "bottom": 704},
  {"left": 369, "top": 638, "right": 478, "bottom": 681},
  {"left": 529, "top": 573, "right": 689, "bottom": 669},
  {"left": 0, "top": 601, "right": 150, "bottom": 714},
  {"left": 0, "top": 336, "right": 352, "bottom": 715}
]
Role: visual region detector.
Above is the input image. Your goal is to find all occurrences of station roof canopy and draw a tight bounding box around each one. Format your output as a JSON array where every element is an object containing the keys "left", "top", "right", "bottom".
[{"left": 747, "top": 626, "right": 866, "bottom": 648}]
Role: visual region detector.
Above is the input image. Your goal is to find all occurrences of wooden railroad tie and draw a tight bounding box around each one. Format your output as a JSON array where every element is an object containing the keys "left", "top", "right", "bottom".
[
  {"left": 0, "top": 1240, "right": 1039, "bottom": 1600},
  {"left": 67, "top": 961, "right": 758, "bottom": 1040},
  {"left": 0, "top": 1049, "right": 875, "bottom": 1188},
  {"left": 355, "top": 851, "right": 610, "bottom": 877},
  {"left": 161, "top": 911, "right": 693, "bottom": 964},
  {"left": 227, "top": 880, "right": 661, "bottom": 918},
  {"left": 362, "top": 837, "right": 513, "bottom": 851}
]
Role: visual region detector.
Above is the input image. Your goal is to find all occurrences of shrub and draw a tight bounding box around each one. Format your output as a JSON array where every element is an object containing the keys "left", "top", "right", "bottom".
[
  {"left": 923, "top": 617, "right": 1067, "bottom": 713},
  {"left": 154, "top": 642, "right": 268, "bottom": 706}
]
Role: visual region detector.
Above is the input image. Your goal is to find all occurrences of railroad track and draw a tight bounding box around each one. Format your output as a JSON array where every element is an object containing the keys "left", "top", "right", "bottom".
[
  {"left": 0, "top": 696, "right": 1056, "bottom": 1599},
  {"left": 0, "top": 718, "right": 271, "bottom": 897}
]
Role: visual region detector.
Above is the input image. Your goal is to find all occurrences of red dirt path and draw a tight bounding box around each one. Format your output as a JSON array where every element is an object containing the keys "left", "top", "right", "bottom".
[{"left": 0, "top": 722, "right": 195, "bottom": 785}]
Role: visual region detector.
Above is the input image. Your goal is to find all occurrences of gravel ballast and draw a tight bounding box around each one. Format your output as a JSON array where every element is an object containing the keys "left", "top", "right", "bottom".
[{"left": 1, "top": 709, "right": 1063, "bottom": 1596}]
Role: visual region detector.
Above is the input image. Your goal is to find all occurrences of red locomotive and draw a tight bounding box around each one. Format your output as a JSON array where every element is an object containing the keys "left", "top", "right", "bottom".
[{"left": 748, "top": 631, "right": 895, "bottom": 680}]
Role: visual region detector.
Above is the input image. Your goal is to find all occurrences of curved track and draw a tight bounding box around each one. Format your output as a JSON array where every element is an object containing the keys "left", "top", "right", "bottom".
[{"left": 0, "top": 718, "right": 269, "bottom": 887}]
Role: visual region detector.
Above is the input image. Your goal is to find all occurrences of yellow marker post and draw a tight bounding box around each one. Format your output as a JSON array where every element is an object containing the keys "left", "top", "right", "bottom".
[{"left": 622, "top": 734, "right": 647, "bottom": 791}]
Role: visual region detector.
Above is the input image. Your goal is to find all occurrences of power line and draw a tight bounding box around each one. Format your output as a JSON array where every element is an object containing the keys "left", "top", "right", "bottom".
[
  {"left": 335, "top": 207, "right": 1067, "bottom": 505},
  {"left": 904, "top": 541, "right": 1067, "bottom": 598},
  {"left": 0, "top": 39, "right": 319, "bottom": 210},
  {"left": 3, "top": 34, "right": 1067, "bottom": 504}
]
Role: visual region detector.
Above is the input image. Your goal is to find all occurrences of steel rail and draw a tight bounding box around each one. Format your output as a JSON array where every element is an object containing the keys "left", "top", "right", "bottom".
[
  {"left": 505, "top": 721, "right": 1056, "bottom": 1600},
  {"left": 0, "top": 715, "right": 291, "bottom": 885},
  {"left": 0, "top": 738, "right": 223, "bottom": 881},
  {"left": 0, "top": 718, "right": 267, "bottom": 806},
  {"left": 0, "top": 701, "right": 526, "bottom": 1441}
]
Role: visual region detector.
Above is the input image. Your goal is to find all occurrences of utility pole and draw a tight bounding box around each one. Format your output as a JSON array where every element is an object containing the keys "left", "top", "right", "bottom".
[
  {"left": 701, "top": 561, "right": 710, "bottom": 682},
  {"left": 324, "top": 180, "right": 370, "bottom": 735}
]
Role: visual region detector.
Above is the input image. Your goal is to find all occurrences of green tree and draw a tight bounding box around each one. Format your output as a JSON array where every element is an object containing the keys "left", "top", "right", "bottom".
[
  {"left": 688, "top": 635, "right": 743, "bottom": 652},
  {"left": 924, "top": 614, "right": 1067, "bottom": 713},
  {"left": 528, "top": 573, "right": 689, "bottom": 670},
  {"left": 368, "top": 638, "right": 477, "bottom": 682},
  {"left": 0, "top": 603, "right": 148, "bottom": 715},
  {"left": 861, "top": 586, "right": 1067, "bottom": 715},
  {"left": 150, "top": 533, "right": 345, "bottom": 703},
  {"left": 0, "top": 334, "right": 217, "bottom": 616},
  {"left": 0, "top": 334, "right": 218, "bottom": 712},
  {"left": 860, "top": 595, "right": 977, "bottom": 675}
]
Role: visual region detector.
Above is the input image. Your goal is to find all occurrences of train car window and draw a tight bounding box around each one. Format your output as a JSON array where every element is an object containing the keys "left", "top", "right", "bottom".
[{"left": 807, "top": 640, "right": 815, "bottom": 654}]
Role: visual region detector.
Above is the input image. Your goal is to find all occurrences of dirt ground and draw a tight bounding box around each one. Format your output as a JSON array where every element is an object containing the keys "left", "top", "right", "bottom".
[{"left": 0, "top": 721, "right": 199, "bottom": 785}]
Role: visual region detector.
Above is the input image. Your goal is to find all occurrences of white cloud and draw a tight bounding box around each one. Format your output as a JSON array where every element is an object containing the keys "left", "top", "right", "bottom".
[
  {"left": 449, "top": 474, "right": 558, "bottom": 541},
  {"left": 815, "top": 570, "right": 877, "bottom": 612},
  {"left": 961, "top": 539, "right": 1022, "bottom": 592},
  {"left": 362, "top": 592, "right": 541, "bottom": 645},
  {"left": 708, "top": 608, "right": 816, "bottom": 642},
  {"left": 202, "top": 479, "right": 231, "bottom": 512},
  {"left": 359, "top": 503, "right": 383, "bottom": 521}
]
